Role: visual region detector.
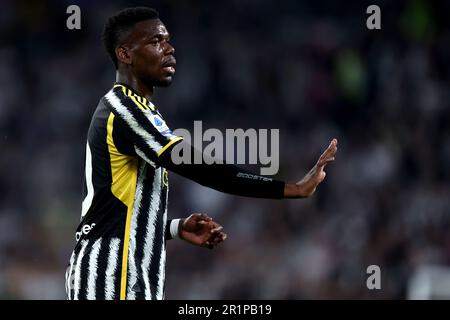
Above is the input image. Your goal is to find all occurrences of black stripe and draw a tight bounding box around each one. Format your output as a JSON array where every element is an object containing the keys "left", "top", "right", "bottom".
[
  {"left": 95, "top": 240, "right": 108, "bottom": 300},
  {"left": 112, "top": 115, "right": 136, "bottom": 156},
  {"left": 114, "top": 238, "right": 123, "bottom": 300},
  {"left": 76, "top": 243, "right": 91, "bottom": 300},
  {"left": 160, "top": 180, "right": 169, "bottom": 297},
  {"left": 161, "top": 181, "right": 169, "bottom": 297}
]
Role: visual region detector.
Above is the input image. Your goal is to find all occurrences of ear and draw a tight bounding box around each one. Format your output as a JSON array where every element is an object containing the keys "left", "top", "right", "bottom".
[{"left": 116, "top": 46, "right": 132, "bottom": 65}]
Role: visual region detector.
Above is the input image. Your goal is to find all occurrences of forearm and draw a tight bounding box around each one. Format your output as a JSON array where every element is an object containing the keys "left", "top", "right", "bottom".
[
  {"left": 159, "top": 148, "right": 285, "bottom": 199},
  {"left": 179, "top": 163, "right": 285, "bottom": 198}
]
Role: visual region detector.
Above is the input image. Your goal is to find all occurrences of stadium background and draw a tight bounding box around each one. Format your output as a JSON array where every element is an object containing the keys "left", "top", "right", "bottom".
[{"left": 1, "top": 0, "right": 450, "bottom": 299}]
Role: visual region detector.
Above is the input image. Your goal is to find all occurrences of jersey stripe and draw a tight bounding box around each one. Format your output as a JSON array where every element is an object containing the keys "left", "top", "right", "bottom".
[
  {"left": 66, "top": 252, "right": 76, "bottom": 299},
  {"left": 73, "top": 240, "right": 89, "bottom": 300},
  {"left": 135, "top": 146, "right": 156, "bottom": 168},
  {"left": 157, "top": 190, "right": 169, "bottom": 299},
  {"left": 157, "top": 137, "right": 184, "bottom": 157},
  {"left": 105, "top": 238, "right": 120, "bottom": 300},
  {"left": 81, "top": 143, "right": 94, "bottom": 218},
  {"left": 114, "top": 84, "right": 156, "bottom": 112},
  {"left": 87, "top": 238, "right": 102, "bottom": 299},
  {"left": 126, "top": 162, "right": 147, "bottom": 299},
  {"left": 130, "top": 95, "right": 148, "bottom": 111}
]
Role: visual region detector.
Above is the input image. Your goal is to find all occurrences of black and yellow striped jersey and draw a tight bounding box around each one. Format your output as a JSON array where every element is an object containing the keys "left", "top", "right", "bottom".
[{"left": 65, "top": 83, "right": 183, "bottom": 300}]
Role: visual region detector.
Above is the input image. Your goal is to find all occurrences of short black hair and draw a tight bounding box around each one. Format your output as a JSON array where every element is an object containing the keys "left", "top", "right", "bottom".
[{"left": 102, "top": 7, "right": 159, "bottom": 69}]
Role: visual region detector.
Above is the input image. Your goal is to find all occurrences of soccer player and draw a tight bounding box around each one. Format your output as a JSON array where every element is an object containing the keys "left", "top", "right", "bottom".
[{"left": 65, "top": 7, "right": 338, "bottom": 300}]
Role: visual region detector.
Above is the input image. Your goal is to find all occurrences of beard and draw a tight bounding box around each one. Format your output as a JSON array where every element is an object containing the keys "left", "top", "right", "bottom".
[
  {"left": 141, "top": 71, "right": 173, "bottom": 88},
  {"left": 155, "top": 77, "right": 173, "bottom": 87}
]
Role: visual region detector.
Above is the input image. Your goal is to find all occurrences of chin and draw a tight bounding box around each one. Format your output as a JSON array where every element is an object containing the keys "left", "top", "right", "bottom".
[{"left": 156, "top": 77, "right": 173, "bottom": 87}]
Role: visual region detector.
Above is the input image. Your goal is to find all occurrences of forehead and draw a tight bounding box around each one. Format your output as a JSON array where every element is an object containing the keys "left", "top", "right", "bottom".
[{"left": 131, "top": 19, "right": 169, "bottom": 38}]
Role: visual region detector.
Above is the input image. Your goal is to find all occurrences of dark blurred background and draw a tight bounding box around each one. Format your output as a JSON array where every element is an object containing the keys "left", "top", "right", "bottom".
[{"left": 1, "top": 0, "right": 450, "bottom": 299}]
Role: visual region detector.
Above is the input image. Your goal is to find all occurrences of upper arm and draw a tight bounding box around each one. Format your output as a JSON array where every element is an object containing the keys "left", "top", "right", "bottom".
[{"left": 103, "top": 85, "right": 183, "bottom": 165}]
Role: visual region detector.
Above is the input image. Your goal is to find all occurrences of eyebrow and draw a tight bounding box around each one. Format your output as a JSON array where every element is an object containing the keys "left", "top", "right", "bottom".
[
  {"left": 145, "top": 33, "right": 169, "bottom": 42},
  {"left": 146, "top": 28, "right": 169, "bottom": 38}
]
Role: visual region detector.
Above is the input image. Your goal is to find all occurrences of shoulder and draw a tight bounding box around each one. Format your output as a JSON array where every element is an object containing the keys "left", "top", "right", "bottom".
[{"left": 103, "top": 84, "right": 157, "bottom": 113}]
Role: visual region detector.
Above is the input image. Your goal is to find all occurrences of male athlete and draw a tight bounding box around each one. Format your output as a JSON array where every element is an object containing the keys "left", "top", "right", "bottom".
[{"left": 65, "top": 7, "right": 338, "bottom": 300}]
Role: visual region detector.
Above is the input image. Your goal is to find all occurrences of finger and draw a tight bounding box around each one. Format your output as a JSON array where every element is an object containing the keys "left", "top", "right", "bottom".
[
  {"left": 317, "top": 156, "right": 336, "bottom": 167},
  {"left": 317, "top": 140, "right": 338, "bottom": 166},
  {"left": 209, "top": 231, "right": 225, "bottom": 240},
  {"left": 218, "top": 233, "right": 227, "bottom": 242},
  {"left": 332, "top": 138, "right": 338, "bottom": 146},
  {"left": 209, "top": 221, "right": 220, "bottom": 229},
  {"left": 317, "top": 150, "right": 332, "bottom": 166},
  {"left": 210, "top": 226, "right": 224, "bottom": 234},
  {"left": 192, "top": 213, "right": 212, "bottom": 222},
  {"left": 207, "top": 232, "right": 224, "bottom": 244},
  {"left": 322, "top": 142, "right": 337, "bottom": 159},
  {"left": 325, "top": 139, "right": 338, "bottom": 154},
  {"left": 211, "top": 232, "right": 227, "bottom": 243}
]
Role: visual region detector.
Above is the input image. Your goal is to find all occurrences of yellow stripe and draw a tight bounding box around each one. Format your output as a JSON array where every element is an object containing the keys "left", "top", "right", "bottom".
[
  {"left": 124, "top": 89, "right": 147, "bottom": 111},
  {"left": 107, "top": 113, "right": 138, "bottom": 300},
  {"left": 124, "top": 89, "right": 144, "bottom": 110},
  {"left": 113, "top": 84, "right": 127, "bottom": 96},
  {"left": 113, "top": 84, "right": 154, "bottom": 111},
  {"left": 130, "top": 95, "right": 148, "bottom": 111},
  {"left": 157, "top": 136, "right": 184, "bottom": 157},
  {"left": 141, "top": 96, "right": 156, "bottom": 112},
  {"left": 137, "top": 96, "right": 150, "bottom": 110}
]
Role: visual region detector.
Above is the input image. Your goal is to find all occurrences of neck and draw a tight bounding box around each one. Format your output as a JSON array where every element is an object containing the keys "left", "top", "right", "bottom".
[{"left": 116, "top": 70, "right": 154, "bottom": 100}]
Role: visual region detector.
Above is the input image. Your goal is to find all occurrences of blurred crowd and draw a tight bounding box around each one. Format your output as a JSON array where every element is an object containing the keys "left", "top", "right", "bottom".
[{"left": 0, "top": 0, "right": 449, "bottom": 299}]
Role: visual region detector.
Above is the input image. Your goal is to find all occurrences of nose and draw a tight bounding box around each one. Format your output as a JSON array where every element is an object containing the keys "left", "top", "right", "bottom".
[{"left": 164, "top": 41, "right": 175, "bottom": 55}]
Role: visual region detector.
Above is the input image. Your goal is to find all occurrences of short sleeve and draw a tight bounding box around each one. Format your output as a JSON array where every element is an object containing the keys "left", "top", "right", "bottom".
[{"left": 103, "top": 85, "right": 183, "bottom": 165}]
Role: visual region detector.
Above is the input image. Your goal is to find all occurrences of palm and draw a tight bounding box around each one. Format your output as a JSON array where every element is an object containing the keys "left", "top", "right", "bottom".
[
  {"left": 297, "top": 138, "right": 337, "bottom": 197},
  {"left": 296, "top": 165, "right": 325, "bottom": 197},
  {"left": 285, "top": 138, "right": 337, "bottom": 198}
]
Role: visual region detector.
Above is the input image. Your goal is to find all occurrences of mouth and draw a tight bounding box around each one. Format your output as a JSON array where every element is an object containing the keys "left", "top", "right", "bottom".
[{"left": 162, "top": 58, "right": 176, "bottom": 75}]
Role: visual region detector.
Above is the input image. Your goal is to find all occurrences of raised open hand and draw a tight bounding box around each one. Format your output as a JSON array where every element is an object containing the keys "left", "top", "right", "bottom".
[{"left": 284, "top": 138, "right": 338, "bottom": 198}]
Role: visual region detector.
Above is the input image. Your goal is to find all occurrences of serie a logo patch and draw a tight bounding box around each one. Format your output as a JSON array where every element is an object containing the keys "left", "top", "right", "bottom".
[{"left": 148, "top": 113, "right": 172, "bottom": 136}]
